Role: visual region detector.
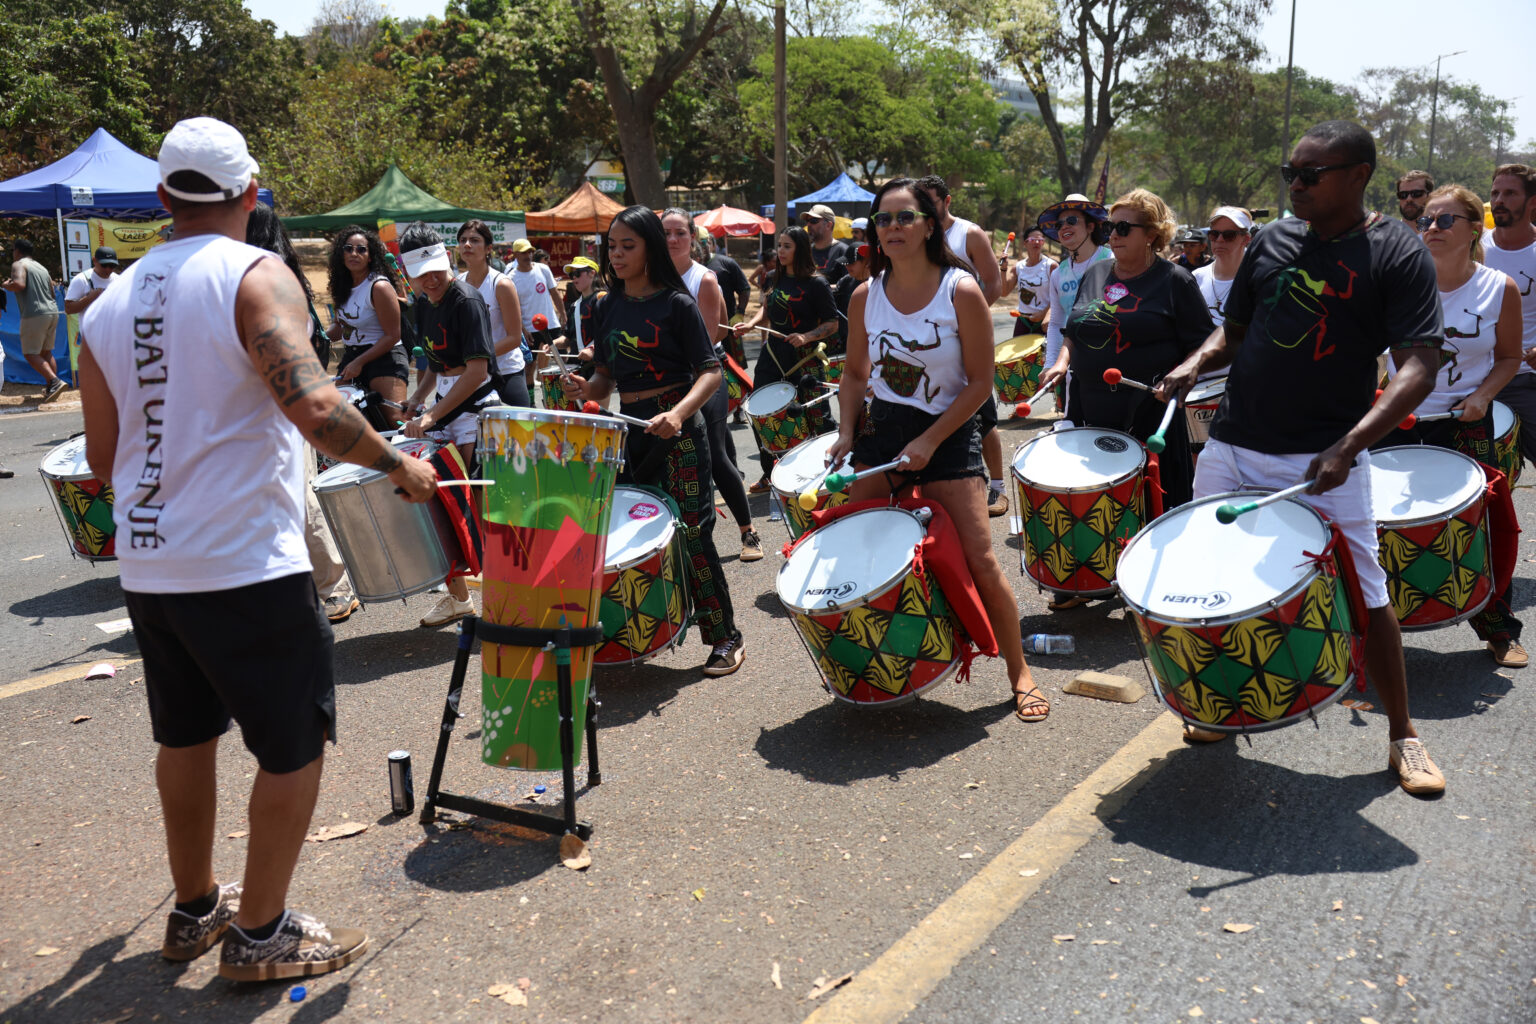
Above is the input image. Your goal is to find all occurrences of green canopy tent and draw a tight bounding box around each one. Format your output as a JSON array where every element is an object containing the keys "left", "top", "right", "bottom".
[{"left": 282, "top": 165, "right": 524, "bottom": 242}]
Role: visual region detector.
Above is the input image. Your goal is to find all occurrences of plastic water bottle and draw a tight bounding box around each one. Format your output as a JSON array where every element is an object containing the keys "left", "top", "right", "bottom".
[
  {"left": 1023, "top": 633, "right": 1074, "bottom": 655},
  {"left": 767, "top": 488, "right": 784, "bottom": 523}
]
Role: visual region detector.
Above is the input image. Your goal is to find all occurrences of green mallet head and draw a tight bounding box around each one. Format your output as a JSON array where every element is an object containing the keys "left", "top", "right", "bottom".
[
  {"left": 412, "top": 346, "right": 425, "bottom": 359},
  {"left": 1145, "top": 434, "right": 1166, "bottom": 454},
  {"left": 824, "top": 471, "right": 851, "bottom": 494},
  {"left": 1214, "top": 503, "right": 1241, "bottom": 524}
]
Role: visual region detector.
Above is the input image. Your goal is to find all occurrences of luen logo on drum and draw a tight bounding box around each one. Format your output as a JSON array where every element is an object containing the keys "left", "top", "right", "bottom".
[
  {"left": 1094, "top": 435, "right": 1130, "bottom": 453},
  {"left": 1161, "top": 591, "right": 1231, "bottom": 610},
  {"left": 807, "top": 581, "right": 857, "bottom": 600}
]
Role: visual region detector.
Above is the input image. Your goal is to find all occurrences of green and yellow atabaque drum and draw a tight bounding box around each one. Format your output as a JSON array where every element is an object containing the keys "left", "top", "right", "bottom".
[
  {"left": 1117, "top": 492, "right": 1364, "bottom": 733},
  {"left": 477, "top": 408, "right": 626, "bottom": 769}
]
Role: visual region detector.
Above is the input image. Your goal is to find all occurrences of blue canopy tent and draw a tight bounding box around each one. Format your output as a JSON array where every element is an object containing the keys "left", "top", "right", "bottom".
[
  {"left": 0, "top": 128, "right": 274, "bottom": 383},
  {"left": 759, "top": 173, "right": 876, "bottom": 220}
]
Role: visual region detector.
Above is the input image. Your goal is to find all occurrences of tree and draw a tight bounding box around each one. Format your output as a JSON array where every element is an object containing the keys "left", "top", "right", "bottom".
[
  {"left": 934, "top": 0, "right": 1271, "bottom": 194},
  {"left": 570, "top": 0, "right": 731, "bottom": 206},
  {"left": 305, "top": 0, "right": 390, "bottom": 67},
  {"left": 255, "top": 63, "right": 525, "bottom": 216}
]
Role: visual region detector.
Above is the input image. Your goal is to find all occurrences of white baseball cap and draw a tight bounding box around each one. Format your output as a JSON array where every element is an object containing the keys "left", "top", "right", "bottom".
[
  {"left": 1208, "top": 206, "right": 1255, "bottom": 231},
  {"left": 158, "top": 118, "right": 260, "bottom": 202},
  {"left": 851, "top": 217, "right": 868, "bottom": 231},
  {"left": 401, "top": 242, "right": 451, "bottom": 278}
]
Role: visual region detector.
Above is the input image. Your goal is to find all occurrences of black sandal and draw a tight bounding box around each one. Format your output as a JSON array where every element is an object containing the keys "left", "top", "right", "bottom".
[{"left": 1013, "top": 686, "right": 1050, "bottom": 722}]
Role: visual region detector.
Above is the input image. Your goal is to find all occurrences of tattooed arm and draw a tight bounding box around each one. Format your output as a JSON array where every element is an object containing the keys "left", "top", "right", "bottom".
[{"left": 236, "top": 257, "right": 437, "bottom": 502}]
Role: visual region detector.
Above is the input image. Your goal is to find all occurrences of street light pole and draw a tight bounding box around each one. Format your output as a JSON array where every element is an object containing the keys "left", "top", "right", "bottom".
[
  {"left": 1277, "top": 0, "right": 1296, "bottom": 219},
  {"left": 1425, "top": 49, "right": 1467, "bottom": 175}
]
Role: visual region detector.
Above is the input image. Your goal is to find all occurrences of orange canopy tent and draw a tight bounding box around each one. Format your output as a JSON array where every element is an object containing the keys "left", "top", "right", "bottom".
[
  {"left": 695, "top": 204, "right": 776, "bottom": 237},
  {"left": 525, "top": 182, "right": 625, "bottom": 234}
]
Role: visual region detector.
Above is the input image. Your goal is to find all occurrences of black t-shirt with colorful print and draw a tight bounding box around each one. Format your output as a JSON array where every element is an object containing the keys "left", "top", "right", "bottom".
[
  {"left": 763, "top": 273, "right": 838, "bottom": 337},
  {"left": 1211, "top": 213, "right": 1443, "bottom": 454},
  {"left": 415, "top": 278, "right": 496, "bottom": 374},
  {"left": 590, "top": 287, "right": 718, "bottom": 394},
  {"left": 1063, "top": 258, "right": 1212, "bottom": 430}
]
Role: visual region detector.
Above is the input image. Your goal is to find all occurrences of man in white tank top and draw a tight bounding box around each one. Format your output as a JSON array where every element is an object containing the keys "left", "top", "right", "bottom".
[
  {"left": 77, "top": 118, "right": 435, "bottom": 981},
  {"left": 916, "top": 176, "right": 1010, "bottom": 511}
]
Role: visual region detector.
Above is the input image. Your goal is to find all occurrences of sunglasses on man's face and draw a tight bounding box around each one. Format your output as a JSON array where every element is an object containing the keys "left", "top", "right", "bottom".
[
  {"left": 1280, "top": 162, "right": 1360, "bottom": 187},
  {"left": 870, "top": 209, "right": 928, "bottom": 230},
  {"left": 1207, "top": 229, "right": 1247, "bottom": 242},
  {"left": 342, "top": 244, "right": 369, "bottom": 255},
  {"left": 1397, "top": 188, "right": 1428, "bottom": 200},
  {"left": 1416, "top": 213, "right": 1478, "bottom": 231}
]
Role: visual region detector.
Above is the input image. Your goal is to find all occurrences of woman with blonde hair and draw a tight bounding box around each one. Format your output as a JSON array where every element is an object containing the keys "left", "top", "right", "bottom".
[
  {"left": 1046, "top": 187, "right": 1212, "bottom": 524},
  {"left": 1386, "top": 183, "right": 1527, "bottom": 665}
]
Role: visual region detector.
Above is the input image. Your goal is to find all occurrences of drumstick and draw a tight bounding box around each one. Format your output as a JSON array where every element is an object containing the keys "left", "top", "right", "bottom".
[
  {"left": 1407, "top": 408, "right": 1467, "bottom": 424},
  {"left": 822, "top": 455, "right": 911, "bottom": 495},
  {"left": 1143, "top": 393, "right": 1181, "bottom": 454},
  {"left": 1214, "top": 481, "right": 1316, "bottom": 524},
  {"left": 437, "top": 479, "right": 493, "bottom": 488},
  {"left": 721, "top": 322, "right": 790, "bottom": 340},
  {"left": 1002, "top": 232, "right": 1015, "bottom": 259},
  {"left": 582, "top": 399, "right": 652, "bottom": 429},
  {"left": 798, "top": 389, "right": 838, "bottom": 409},
  {"left": 1100, "top": 367, "right": 1157, "bottom": 394}
]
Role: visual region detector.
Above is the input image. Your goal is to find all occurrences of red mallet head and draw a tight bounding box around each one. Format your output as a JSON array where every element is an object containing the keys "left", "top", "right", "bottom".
[
  {"left": 1103, "top": 368, "right": 1123, "bottom": 385},
  {"left": 1009, "top": 310, "right": 1023, "bottom": 318},
  {"left": 1008, "top": 232, "right": 1016, "bottom": 240},
  {"left": 1374, "top": 388, "right": 1384, "bottom": 402},
  {"left": 582, "top": 400, "right": 601, "bottom": 415},
  {"left": 1014, "top": 401, "right": 1032, "bottom": 417},
  {"left": 531, "top": 314, "right": 548, "bottom": 331},
  {"left": 1399, "top": 413, "right": 1417, "bottom": 431}
]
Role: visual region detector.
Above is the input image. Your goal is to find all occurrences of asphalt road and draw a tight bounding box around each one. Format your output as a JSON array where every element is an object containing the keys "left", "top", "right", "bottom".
[{"left": 2, "top": 336, "right": 1533, "bottom": 1024}]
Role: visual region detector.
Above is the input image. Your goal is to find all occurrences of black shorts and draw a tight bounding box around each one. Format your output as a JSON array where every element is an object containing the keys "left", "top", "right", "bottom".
[
  {"left": 337, "top": 344, "right": 411, "bottom": 386},
  {"left": 852, "top": 397, "right": 985, "bottom": 484},
  {"left": 977, "top": 390, "right": 998, "bottom": 437},
  {"left": 125, "top": 573, "right": 336, "bottom": 774}
]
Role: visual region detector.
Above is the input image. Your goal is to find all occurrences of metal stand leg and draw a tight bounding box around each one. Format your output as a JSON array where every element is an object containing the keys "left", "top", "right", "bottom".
[
  {"left": 419, "top": 617, "right": 477, "bottom": 825},
  {"left": 585, "top": 686, "right": 602, "bottom": 787}
]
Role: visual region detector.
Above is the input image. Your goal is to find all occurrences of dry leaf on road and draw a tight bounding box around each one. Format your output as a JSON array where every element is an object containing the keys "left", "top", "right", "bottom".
[
  {"left": 1223, "top": 923, "right": 1255, "bottom": 934},
  {"left": 71, "top": 715, "right": 91, "bottom": 724},
  {"left": 1052, "top": 934, "right": 1075, "bottom": 942},
  {"left": 1188, "top": 1007, "right": 1203, "bottom": 1018},
  {"left": 1019, "top": 868, "right": 1039, "bottom": 877},
  {"left": 1332, "top": 899, "right": 1344, "bottom": 912},
  {"left": 770, "top": 962, "right": 782, "bottom": 990},
  {"left": 807, "top": 972, "right": 854, "bottom": 1000},
  {"left": 691, "top": 888, "right": 706, "bottom": 901},
  {"left": 487, "top": 983, "right": 528, "bottom": 1006},
  {"left": 34, "top": 947, "right": 59, "bottom": 957},
  {"left": 307, "top": 822, "right": 369, "bottom": 843},
  {"left": 559, "top": 833, "right": 592, "bottom": 870},
  {"left": 226, "top": 830, "right": 249, "bottom": 839}
]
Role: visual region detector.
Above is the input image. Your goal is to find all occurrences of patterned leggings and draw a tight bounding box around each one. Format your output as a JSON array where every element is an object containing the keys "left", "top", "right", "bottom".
[{"left": 621, "top": 388, "right": 738, "bottom": 647}]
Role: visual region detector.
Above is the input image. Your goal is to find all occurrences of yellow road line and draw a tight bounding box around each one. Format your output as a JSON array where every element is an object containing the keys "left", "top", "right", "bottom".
[
  {"left": 803, "top": 711, "right": 1188, "bottom": 1024},
  {"left": 0, "top": 658, "right": 142, "bottom": 702}
]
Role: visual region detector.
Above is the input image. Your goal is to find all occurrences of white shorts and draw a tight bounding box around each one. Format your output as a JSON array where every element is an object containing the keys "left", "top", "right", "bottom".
[
  {"left": 1193, "top": 439, "right": 1388, "bottom": 610},
  {"left": 427, "top": 399, "right": 501, "bottom": 450}
]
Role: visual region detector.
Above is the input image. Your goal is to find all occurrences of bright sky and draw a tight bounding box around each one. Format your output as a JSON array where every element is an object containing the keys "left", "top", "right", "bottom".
[{"left": 246, "top": 0, "right": 1534, "bottom": 145}]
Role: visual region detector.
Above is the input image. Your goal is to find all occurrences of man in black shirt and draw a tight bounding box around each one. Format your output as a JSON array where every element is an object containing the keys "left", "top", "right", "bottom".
[
  {"left": 800, "top": 204, "right": 848, "bottom": 284},
  {"left": 707, "top": 243, "right": 751, "bottom": 321},
  {"left": 1158, "top": 120, "right": 1447, "bottom": 796},
  {"left": 830, "top": 244, "right": 870, "bottom": 355}
]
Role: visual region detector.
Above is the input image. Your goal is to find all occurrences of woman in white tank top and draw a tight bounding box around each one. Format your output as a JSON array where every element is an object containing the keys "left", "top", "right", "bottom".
[
  {"left": 458, "top": 219, "right": 530, "bottom": 406},
  {"left": 327, "top": 226, "right": 407, "bottom": 405},
  {"left": 1389, "top": 184, "right": 1526, "bottom": 654},
  {"left": 830, "top": 177, "right": 1044, "bottom": 723}
]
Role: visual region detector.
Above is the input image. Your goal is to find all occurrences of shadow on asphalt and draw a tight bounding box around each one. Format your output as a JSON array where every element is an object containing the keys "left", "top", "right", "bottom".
[
  {"left": 400, "top": 818, "right": 563, "bottom": 891},
  {"left": 9, "top": 574, "right": 125, "bottom": 622},
  {"left": 753, "top": 692, "right": 1013, "bottom": 784},
  {"left": 331, "top": 630, "right": 460, "bottom": 686},
  {"left": 1101, "top": 741, "right": 1411, "bottom": 899},
  {"left": 594, "top": 657, "right": 709, "bottom": 721},
  {"left": 1398, "top": 646, "right": 1519, "bottom": 720}
]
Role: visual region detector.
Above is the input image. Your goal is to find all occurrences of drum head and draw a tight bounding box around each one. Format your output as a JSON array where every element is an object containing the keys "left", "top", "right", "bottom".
[
  {"left": 1369, "top": 446, "right": 1485, "bottom": 525},
  {"left": 1012, "top": 427, "right": 1145, "bottom": 490},
  {"left": 605, "top": 487, "right": 676, "bottom": 570},
  {"left": 993, "top": 334, "right": 1044, "bottom": 363},
  {"left": 770, "top": 433, "right": 846, "bottom": 494},
  {"left": 315, "top": 436, "right": 440, "bottom": 490},
  {"left": 1186, "top": 377, "right": 1228, "bottom": 404},
  {"left": 777, "top": 508, "right": 923, "bottom": 614},
  {"left": 1117, "top": 492, "right": 1333, "bottom": 621},
  {"left": 1493, "top": 399, "right": 1514, "bottom": 437},
  {"left": 744, "top": 380, "right": 797, "bottom": 416},
  {"left": 40, "top": 435, "right": 92, "bottom": 480}
]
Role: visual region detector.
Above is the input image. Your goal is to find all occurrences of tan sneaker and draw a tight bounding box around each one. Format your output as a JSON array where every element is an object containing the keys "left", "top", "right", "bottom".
[
  {"left": 739, "top": 529, "right": 764, "bottom": 562},
  {"left": 1182, "top": 724, "right": 1229, "bottom": 743},
  {"left": 987, "top": 486, "right": 1009, "bottom": 517},
  {"left": 218, "top": 910, "right": 368, "bottom": 982},
  {"left": 1488, "top": 639, "right": 1528, "bottom": 667},
  {"left": 419, "top": 594, "right": 474, "bottom": 628},
  {"left": 1389, "top": 738, "right": 1446, "bottom": 796}
]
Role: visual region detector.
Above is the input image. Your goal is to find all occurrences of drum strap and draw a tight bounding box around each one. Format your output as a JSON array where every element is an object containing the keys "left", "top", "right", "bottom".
[
  {"left": 430, "top": 380, "right": 499, "bottom": 428},
  {"left": 476, "top": 621, "right": 605, "bottom": 649}
]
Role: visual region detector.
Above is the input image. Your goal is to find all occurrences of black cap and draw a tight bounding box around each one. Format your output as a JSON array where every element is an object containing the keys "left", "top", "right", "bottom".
[{"left": 94, "top": 246, "right": 120, "bottom": 266}]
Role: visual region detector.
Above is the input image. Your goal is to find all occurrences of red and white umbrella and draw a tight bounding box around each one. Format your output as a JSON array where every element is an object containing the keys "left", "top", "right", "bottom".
[{"left": 694, "top": 205, "right": 776, "bottom": 238}]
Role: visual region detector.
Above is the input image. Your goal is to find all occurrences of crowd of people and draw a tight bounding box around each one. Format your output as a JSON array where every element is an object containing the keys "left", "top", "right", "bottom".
[{"left": 8, "top": 110, "right": 1536, "bottom": 983}]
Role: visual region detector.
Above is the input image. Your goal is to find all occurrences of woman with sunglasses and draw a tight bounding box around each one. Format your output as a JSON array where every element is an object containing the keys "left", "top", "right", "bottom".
[
  {"left": 562, "top": 206, "right": 746, "bottom": 677},
  {"left": 1383, "top": 184, "right": 1526, "bottom": 666},
  {"left": 457, "top": 219, "right": 530, "bottom": 407},
  {"left": 1037, "top": 194, "right": 1112, "bottom": 401},
  {"left": 661, "top": 207, "right": 762, "bottom": 563},
  {"left": 732, "top": 227, "right": 839, "bottom": 490},
  {"left": 827, "top": 178, "right": 1043, "bottom": 723},
  {"left": 327, "top": 226, "right": 408, "bottom": 408},
  {"left": 1054, "top": 189, "right": 1212, "bottom": 519},
  {"left": 1192, "top": 206, "right": 1254, "bottom": 330}
]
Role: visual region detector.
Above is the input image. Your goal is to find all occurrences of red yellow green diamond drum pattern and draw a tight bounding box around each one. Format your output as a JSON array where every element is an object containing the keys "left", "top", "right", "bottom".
[
  {"left": 595, "top": 486, "right": 693, "bottom": 664},
  {"left": 1369, "top": 446, "right": 1493, "bottom": 631},
  {"left": 745, "top": 381, "right": 816, "bottom": 455},
  {"left": 40, "top": 436, "right": 116, "bottom": 562},
  {"left": 538, "top": 369, "right": 581, "bottom": 413},
  {"left": 824, "top": 355, "right": 845, "bottom": 384},
  {"left": 777, "top": 508, "right": 961, "bottom": 706},
  {"left": 993, "top": 334, "right": 1045, "bottom": 404},
  {"left": 1117, "top": 493, "right": 1364, "bottom": 733},
  {"left": 477, "top": 409, "right": 626, "bottom": 770},
  {"left": 770, "top": 433, "right": 851, "bottom": 540},
  {"left": 1011, "top": 428, "right": 1146, "bottom": 596},
  {"left": 1492, "top": 399, "right": 1521, "bottom": 487}
]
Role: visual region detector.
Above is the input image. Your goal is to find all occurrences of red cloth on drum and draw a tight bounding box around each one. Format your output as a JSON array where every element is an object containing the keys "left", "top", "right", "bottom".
[
  {"left": 1482, "top": 464, "right": 1519, "bottom": 597},
  {"left": 724, "top": 352, "right": 754, "bottom": 390},
  {"left": 426, "top": 444, "right": 483, "bottom": 580},
  {"left": 1144, "top": 452, "right": 1166, "bottom": 520},
  {"left": 792, "top": 496, "right": 1000, "bottom": 659}
]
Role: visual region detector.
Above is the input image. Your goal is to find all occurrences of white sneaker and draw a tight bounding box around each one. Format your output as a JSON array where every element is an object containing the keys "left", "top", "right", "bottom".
[{"left": 419, "top": 594, "right": 474, "bottom": 628}]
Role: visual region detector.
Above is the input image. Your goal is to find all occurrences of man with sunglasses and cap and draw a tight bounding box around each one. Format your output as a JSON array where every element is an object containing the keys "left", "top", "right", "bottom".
[
  {"left": 1396, "top": 170, "right": 1434, "bottom": 226},
  {"left": 1155, "top": 119, "right": 1446, "bottom": 796},
  {"left": 1172, "top": 228, "right": 1210, "bottom": 270},
  {"left": 64, "top": 247, "right": 121, "bottom": 316},
  {"left": 800, "top": 203, "right": 849, "bottom": 284},
  {"left": 77, "top": 116, "right": 437, "bottom": 981}
]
